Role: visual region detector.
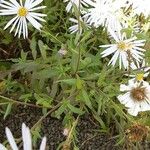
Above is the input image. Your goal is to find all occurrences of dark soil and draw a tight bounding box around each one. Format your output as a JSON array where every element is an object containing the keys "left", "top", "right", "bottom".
[{"left": 0, "top": 106, "right": 121, "bottom": 150}]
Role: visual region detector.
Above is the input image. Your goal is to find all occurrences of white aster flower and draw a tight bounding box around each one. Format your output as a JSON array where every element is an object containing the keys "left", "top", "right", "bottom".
[
  {"left": 83, "top": 0, "right": 125, "bottom": 29},
  {"left": 128, "top": 60, "right": 150, "bottom": 82},
  {"left": 64, "top": 0, "right": 88, "bottom": 12},
  {"left": 0, "top": 123, "right": 47, "bottom": 150},
  {"left": 100, "top": 29, "right": 146, "bottom": 69},
  {"left": 118, "top": 80, "right": 150, "bottom": 116},
  {"left": 0, "top": 0, "right": 46, "bottom": 38}
]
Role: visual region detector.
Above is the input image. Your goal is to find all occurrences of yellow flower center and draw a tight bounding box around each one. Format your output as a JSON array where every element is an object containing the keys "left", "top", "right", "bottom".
[
  {"left": 117, "top": 41, "right": 127, "bottom": 50},
  {"left": 18, "top": 7, "right": 28, "bottom": 17},
  {"left": 117, "top": 41, "right": 133, "bottom": 51},
  {"left": 136, "top": 73, "right": 144, "bottom": 81}
]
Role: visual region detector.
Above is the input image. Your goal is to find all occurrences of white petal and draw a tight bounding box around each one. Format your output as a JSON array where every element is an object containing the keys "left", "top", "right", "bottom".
[
  {"left": 0, "top": 3, "right": 14, "bottom": 9},
  {"left": 29, "top": 6, "right": 46, "bottom": 11},
  {"left": 4, "top": 16, "right": 18, "bottom": 30},
  {"left": 26, "top": 15, "right": 42, "bottom": 30},
  {"left": 101, "top": 46, "right": 117, "bottom": 57},
  {"left": 10, "top": 16, "right": 20, "bottom": 33},
  {"left": 28, "top": 0, "right": 43, "bottom": 9},
  {"left": 18, "top": 17, "right": 23, "bottom": 38},
  {"left": 23, "top": 17, "right": 28, "bottom": 38},
  {"left": 108, "top": 28, "right": 120, "bottom": 42},
  {"left": 108, "top": 50, "right": 119, "bottom": 67},
  {"left": 28, "top": 12, "right": 46, "bottom": 22},
  {"left": 2, "top": 0, "right": 18, "bottom": 9},
  {"left": 22, "top": 123, "right": 32, "bottom": 150},
  {"left": 24, "top": 0, "right": 31, "bottom": 8},
  {"left": 0, "top": 11, "right": 17, "bottom": 15},
  {"left": 66, "top": 2, "right": 72, "bottom": 12},
  {"left": 22, "top": 17, "right": 26, "bottom": 39},
  {"left": 15, "top": 18, "right": 22, "bottom": 36},
  {"left": 118, "top": 92, "right": 134, "bottom": 108},
  {"left": 127, "top": 104, "right": 139, "bottom": 116},
  {"left": 40, "top": 137, "right": 47, "bottom": 150},
  {"left": 120, "top": 84, "right": 131, "bottom": 91},
  {"left": 28, "top": 12, "right": 46, "bottom": 17},
  {"left": 140, "top": 101, "right": 150, "bottom": 111},
  {"left": 121, "top": 52, "right": 128, "bottom": 69},
  {"left": 0, "top": 144, "right": 7, "bottom": 150},
  {"left": 6, "top": 127, "right": 18, "bottom": 150},
  {"left": 142, "top": 81, "right": 149, "bottom": 87},
  {"left": 9, "top": 0, "right": 20, "bottom": 7}
]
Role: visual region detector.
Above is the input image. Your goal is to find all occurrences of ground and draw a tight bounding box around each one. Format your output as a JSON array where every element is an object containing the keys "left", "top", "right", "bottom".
[{"left": 0, "top": 106, "right": 120, "bottom": 150}]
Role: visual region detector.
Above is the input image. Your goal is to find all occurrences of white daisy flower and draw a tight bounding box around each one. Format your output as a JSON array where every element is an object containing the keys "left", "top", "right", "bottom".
[
  {"left": 100, "top": 29, "right": 146, "bottom": 69},
  {"left": 0, "top": 123, "right": 47, "bottom": 150},
  {"left": 64, "top": 0, "right": 88, "bottom": 12},
  {"left": 118, "top": 80, "right": 150, "bottom": 116},
  {"left": 83, "top": 0, "right": 125, "bottom": 29},
  {"left": 0, "top": 0, "right": 46, "bottom": 39},
  {"left": 128, "top": 60, "right": 150, "bottom": 82}
]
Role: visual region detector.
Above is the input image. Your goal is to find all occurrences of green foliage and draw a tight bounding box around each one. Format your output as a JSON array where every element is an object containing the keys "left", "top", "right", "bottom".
[{"left": 0, "top": 0, "right": 150, "bottom": 149}]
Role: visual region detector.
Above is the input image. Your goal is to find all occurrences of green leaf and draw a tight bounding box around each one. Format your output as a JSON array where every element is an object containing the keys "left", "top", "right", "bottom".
[
  {"left": 67, "top": 103, "right": 84, "bottom": 115},
  {"left": 32, "top": 125, "right": 41, "bottom": 147},
  {"left": 80, "top": 31, "right": 92, "bottom": 43},
  {"left": 4, "top": 103, "right": 12, "bottom": 119},
  {"left": 76, "top": 76, "right": 82, "bottom": 90},
  {"left": 19, "top": 93, "right": 32, "bottom": 100},
  {"left": 57, "top": 79, "right": 76, "bottom": 86},
  {"left": 34, "top": 93, "right": 52, "bottom": 108},
  {"left": 55, "top": 101, "right": 68, "bottom": 119},
  {"left": 30, "top": 37, "right": 37, "bottom": 60},
  {"left": 34, "top": 69, "right": 58, "bottom": 79},
  {"left": 93, "top": 114, "right": 107, "bottom": 130},
  {"left": 38, "top": 40, "right": 48, "bottom": 60},
  {"left": 81, "top": 89, "right": 92, "bottom": 109}
]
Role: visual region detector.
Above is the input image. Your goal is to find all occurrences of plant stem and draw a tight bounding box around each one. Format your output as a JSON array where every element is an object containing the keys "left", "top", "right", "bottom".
[
  {"left": 0, "top": 95, "right": 51, "bottom": 109},
  {"left": 31, "top": 102, "right": 62, "bottom": 130},
  {"left": 75, "top": 0, "right": 81, "bottom": 75}
]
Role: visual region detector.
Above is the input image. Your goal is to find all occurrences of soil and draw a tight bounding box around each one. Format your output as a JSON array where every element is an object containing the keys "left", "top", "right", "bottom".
[{"left": 0, "top": 106, "right": 120, "bottom": 150}]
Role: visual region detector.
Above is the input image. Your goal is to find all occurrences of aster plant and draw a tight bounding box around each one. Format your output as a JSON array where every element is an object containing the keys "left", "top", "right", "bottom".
[{"left": 0, "top": 0, "right": 150, "bottom": 149}]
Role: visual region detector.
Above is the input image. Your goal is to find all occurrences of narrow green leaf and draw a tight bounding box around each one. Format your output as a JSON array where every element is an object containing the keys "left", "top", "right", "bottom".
[
  {"left": 81, "top": 89, "right": 92, "bottom": 109},
  {"left": 4, "top": 103, "right": 12, "bottom": 119},
  {"left": 67, "top": 103, "right": 84, "bottom": 115}
]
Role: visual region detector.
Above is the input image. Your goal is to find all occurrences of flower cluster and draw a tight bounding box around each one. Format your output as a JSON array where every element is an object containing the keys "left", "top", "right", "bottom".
[
  {"left": 0, "top": 0, "right": 46, "bottom": 39},
  {"left": 0, "top": 123, "right": 46, "bottom": 150},
  {"left": 64, "top": 0, "right": 150, "bottom": 116},
  {"left": 65, "top": 0, "right": 150, "bottom": 33}
]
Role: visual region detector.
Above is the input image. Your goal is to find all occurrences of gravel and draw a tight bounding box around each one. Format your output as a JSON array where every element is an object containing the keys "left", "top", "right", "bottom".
[{"left": 0, "top": 106, "right": 120, "bottom": 150}]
